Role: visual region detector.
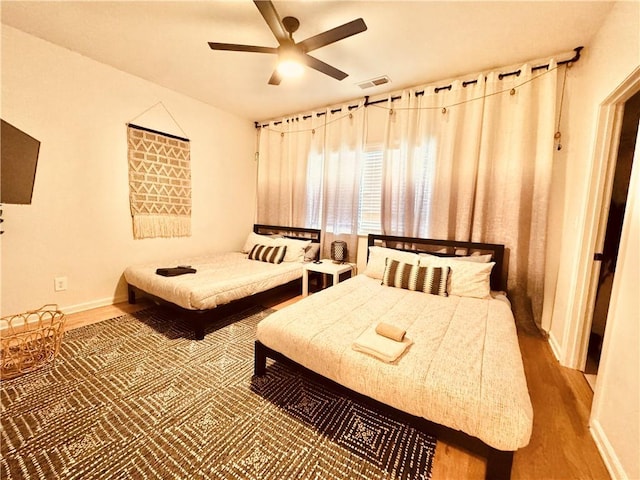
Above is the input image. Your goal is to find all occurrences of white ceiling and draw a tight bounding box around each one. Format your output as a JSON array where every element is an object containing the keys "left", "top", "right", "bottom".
[{"left": 1, "top": 1, "right": 615, "bottom": 122}]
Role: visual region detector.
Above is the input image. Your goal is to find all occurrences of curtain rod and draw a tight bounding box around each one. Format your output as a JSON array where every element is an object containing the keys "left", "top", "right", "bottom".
[
  {"left": 255, "top": 46, "right": 583, "bottom": 129},
  {"left": 127, "top": 123, "right": 190, "bottom": 142}
]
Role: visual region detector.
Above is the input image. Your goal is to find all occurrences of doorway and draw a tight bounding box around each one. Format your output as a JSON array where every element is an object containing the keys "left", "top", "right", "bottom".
[{"left": 584, "top": 90, "right": 640, "bottom": 389}]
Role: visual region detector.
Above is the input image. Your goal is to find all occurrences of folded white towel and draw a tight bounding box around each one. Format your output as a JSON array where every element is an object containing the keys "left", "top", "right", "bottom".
[
  {"left": 352, "top": 327, "right": 412, "bottom": 363},
  {"left": 375, "top": 322, "right": 406, "bottom": 342}
]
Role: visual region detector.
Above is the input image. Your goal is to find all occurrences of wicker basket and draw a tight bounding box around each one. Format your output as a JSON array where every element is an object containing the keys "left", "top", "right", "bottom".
[{"left": 1, "top": 305, "right": 66, "bottom": 380}]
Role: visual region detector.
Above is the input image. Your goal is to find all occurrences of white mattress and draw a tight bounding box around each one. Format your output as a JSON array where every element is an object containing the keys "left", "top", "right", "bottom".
[
  {"left": 124, "top": 252, "right": 304, "bottom": 310},
  {"left": 256, "top": 274, "right": 533, "bottom": 451}
]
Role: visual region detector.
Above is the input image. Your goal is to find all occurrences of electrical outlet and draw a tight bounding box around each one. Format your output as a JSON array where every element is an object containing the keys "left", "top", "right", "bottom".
[{"left": 54, "top": 276, "right": 68, "bottom": 292}]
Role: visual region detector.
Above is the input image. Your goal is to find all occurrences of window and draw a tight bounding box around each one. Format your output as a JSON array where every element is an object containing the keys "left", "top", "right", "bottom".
[
  {"left": 358, "top": 148, "right": 383, "bottom": 234},
  {"left": 357, "top": 145, "right": 412, "bottom": 236},
  {"left": 304, "top": 140, "right": 436, "bottom": 236}
]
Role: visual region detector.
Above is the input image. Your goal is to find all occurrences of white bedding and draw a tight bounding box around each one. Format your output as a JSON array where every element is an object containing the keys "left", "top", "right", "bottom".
[
  {"left": 256, "top": 274, "right": 533, "bottom": 451},
  {"left": 124, "top": 252, "right": 304, "bottom": 310}
]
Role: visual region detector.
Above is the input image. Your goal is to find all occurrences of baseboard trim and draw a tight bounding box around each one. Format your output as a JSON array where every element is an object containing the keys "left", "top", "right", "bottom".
[
  {"left": 590, "top": 418, "right": 628, "bottom": 480},
  {"left": 61, "top": 294, "right": 129, "bottom": 315},
  {"left": 547, "top": 330, "right": 563, "bottom": 363}
]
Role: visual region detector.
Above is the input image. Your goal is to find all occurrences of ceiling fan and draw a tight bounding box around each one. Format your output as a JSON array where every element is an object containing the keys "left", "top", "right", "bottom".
[{"left": 208, "top": 0, "right": 367, "bottom": 85}]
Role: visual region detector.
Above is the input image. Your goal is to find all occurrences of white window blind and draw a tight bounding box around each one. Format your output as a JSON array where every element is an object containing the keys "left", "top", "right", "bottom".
[
  {"left": 305, "top": 142, "right": 435, "bottom": 236},
  {"left": 358, "top": 148, "right": 383, "bottom": 234}
]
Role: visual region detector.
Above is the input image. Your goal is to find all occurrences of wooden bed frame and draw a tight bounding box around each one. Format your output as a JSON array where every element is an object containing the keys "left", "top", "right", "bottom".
[
  {"left": 127, "top": 224, "right": 321, "bottom": 340},
  {"left": 254, "top": 233, "right": 516, "bottom": 480}
]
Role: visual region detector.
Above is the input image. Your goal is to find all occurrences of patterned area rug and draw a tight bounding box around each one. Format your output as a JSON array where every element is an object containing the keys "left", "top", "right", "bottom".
[{"left": 1, "top": 307, "right": 436, "bottom": 479}]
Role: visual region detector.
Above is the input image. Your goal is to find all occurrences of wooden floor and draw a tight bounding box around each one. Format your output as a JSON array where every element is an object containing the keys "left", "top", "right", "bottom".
[{"left": 63, "top": 288, "right": 611, "bottom": 480}]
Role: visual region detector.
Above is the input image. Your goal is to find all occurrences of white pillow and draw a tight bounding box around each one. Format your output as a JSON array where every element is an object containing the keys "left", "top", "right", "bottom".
[
  {"left": 242, "top": 232, "right": 275, "bottom": 253},
  {"left": 419, "top": 255, "right": 495, "bottom": 299},
  {"left": 304, "top": 243, "right": 321, "bottom": 262},
  {"left": 274, "top": 237, "right": 312, "bottom": 262},
  {"left": 419, "top": 252, "right": 492, "bottom": 263},
  {"left": 364, "top": 246, "right": 420, "bottom": 280},
  {"left": 459, "top": 253, "right": 493, "bottom": 263}
]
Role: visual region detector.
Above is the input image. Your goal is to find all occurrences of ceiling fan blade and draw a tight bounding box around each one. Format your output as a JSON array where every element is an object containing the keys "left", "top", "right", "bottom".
[
  {"left": 302, "top": 54, "right": 348, "bottom": 81},
  {"left": 253, "top": 0, "right": 288, "bottom": 44},
  {"left": 208, "top": 42, "right": 277, "bottom": 54},
  {"left": 268, "top": 70, "right": 282, "bottom": 85},
  {"left": 298, "top": 18, "right": 367, "bottom": 53}
]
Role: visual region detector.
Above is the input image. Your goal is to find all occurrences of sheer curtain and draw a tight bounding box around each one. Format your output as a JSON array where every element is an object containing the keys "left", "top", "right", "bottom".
[
  {"left": 317, "top": 102, "right": 365, "bottom": 261},
  {"left": 257, "top": 115, "right": 319, "bottom": 227},
  {"left": 472, "top": 61, "right": 558, "bottom": 322},
  {"left": 413, "top": 75, "right": 486, "bottom": 240},
  {"left": 373, "top": 63, "right": 557, "bottom": 324},
  {"left": 378, "top": 77, "right": 487, "bottom": 238}
]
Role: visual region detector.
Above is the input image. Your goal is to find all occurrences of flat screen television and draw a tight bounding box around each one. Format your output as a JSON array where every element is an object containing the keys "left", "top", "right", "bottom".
[{"left": 1, "top": 119, "right": 41, "bottom": 205}]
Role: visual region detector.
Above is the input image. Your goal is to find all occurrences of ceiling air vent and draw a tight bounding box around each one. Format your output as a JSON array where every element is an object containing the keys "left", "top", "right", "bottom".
[{"left": 357, "top": 76, "right": 391, "bottom": 89}]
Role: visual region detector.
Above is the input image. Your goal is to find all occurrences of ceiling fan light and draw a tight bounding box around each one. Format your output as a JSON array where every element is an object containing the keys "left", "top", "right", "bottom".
[{"left": 277, "top": 59, "right": 304, "bottom": 78}]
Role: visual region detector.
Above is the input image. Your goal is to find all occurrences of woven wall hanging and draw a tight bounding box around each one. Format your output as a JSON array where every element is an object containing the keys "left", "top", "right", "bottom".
[{"left": 127, "top": 123, "right": 191, "bottom": 239}]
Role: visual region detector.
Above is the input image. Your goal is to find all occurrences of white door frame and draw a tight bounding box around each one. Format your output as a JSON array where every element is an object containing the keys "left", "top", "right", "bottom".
[{"left": 568, "top": 67, "right": 640, "bottom": 370}]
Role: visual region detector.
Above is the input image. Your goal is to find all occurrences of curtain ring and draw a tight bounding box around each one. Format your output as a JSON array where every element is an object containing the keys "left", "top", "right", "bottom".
[
  {"left": 442, "top": 107, "right": 447, "bottom": 114},
  {"left": 312, "top": 128, "right": 315, "bottom": 135},
  {"left": 281, "top": 132, "right": 284, "bottom": 137},
  {"left": 349, "top": 113, "right": 353, "bottom": 119},
  {"left": 389, "top": 109, "right": 394, "bottom": 115},
  {"left": 510, "top": 88, "right": 516, "bottom": 96}
]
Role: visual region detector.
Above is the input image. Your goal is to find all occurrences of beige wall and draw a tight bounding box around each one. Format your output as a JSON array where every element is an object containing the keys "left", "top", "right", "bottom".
[
  {"left": 546, "top": 2, "right": 639, "bottom": 478},
  {"left": 1, "top": 26, "right": 257, "bottom": 316}
]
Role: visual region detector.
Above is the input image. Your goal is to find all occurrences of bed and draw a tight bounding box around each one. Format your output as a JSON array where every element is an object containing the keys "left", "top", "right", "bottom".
[
  {"left": 124, "top": 224, "right": 321, "bottom": 339},
  {"left": 254, "top": 234, "right": 533, "bottom": 479}
]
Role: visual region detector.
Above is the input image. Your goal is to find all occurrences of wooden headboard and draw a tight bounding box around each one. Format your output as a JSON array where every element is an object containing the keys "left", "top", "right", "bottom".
[
  {"left": 254, "top": 224, "right": 321, "bottom": 243},
  {"left": 368, "top": 234, "right": 507, "bottom": 291}
]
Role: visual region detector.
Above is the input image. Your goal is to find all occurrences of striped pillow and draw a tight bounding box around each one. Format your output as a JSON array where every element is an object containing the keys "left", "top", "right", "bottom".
[
  {"left": 248, "top": 244, "right": 287, "bottom": 264},
  {"left": 382, "top": 259, "right": 449, "bottom": 296}
]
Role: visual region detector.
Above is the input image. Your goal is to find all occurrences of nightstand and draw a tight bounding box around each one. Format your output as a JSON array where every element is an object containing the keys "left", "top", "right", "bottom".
[{"left": 302, "top": 260, "right": 353, "bottom": 297}]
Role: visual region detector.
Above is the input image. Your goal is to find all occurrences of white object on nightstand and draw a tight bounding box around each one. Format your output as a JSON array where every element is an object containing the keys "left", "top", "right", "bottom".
[{"left": 302, "top": 260, "right": 353, "bottom": 297}]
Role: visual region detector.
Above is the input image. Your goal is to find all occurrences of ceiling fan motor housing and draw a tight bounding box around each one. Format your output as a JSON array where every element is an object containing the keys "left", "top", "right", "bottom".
[{"left": 282, "top": 16, "right": 300, "bottom": 36}]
